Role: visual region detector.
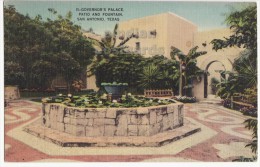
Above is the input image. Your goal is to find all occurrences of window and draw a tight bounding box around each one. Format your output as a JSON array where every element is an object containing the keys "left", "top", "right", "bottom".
[{"left": 136, "top": 42, "right": 140, "bottom": 52}]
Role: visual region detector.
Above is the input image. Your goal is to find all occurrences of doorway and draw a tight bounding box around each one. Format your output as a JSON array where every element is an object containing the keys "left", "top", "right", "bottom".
[{"left": 204, "top": 61, "right": 226, "bottom": 98}]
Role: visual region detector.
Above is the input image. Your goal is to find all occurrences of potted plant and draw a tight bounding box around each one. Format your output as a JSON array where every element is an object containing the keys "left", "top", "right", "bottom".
[{"left": 101, "top": 82, "right": 128, "bottom": 99}]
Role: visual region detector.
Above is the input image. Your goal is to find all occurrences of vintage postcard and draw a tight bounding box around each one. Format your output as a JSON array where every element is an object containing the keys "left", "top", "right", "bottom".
[{"left": 2, "top": 0, "right": 258, "bottom": 165}]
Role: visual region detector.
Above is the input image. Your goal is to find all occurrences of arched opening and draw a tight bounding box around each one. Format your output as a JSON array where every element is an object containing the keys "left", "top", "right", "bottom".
[{"left": 204, "top": 61, "right": 226, "bottom": 98}]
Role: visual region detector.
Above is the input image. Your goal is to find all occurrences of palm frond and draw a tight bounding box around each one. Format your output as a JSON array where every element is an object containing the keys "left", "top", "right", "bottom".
[
  {"left": 170, "top": 46, "right": 185, "bottom": 61},
  {"left": 112, "top": 24, "right": 118, "bottom": 47},
  {"left": 187, "top": 46, "right": 199, "bottom": 56}
]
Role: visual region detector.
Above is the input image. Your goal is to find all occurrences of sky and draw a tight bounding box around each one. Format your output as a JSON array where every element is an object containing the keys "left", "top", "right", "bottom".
[{"left": 4, "top": 0, "right": 255, "bottom": 35}]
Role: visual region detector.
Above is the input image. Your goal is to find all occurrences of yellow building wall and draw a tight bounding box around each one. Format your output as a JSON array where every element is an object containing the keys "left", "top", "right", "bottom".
[
  {"left": 116, "top": 13, "right": 169, "bottom": 57},
  {"left": 192, "top": 28, "right": 244, "bottom": 100},
  {"left": 194, "top": 28, "right": 242, "bottom": 69},
  {"left": 166, "top": 12, "right": 197, "bottom": 57}
]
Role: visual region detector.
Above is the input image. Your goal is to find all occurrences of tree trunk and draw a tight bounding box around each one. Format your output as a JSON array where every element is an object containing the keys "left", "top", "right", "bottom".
[
  {"left": 184, "top": 72, "right": 187, "bottom": 96},
  {"left": 67, "top": 81, "right": 71, "bottom": 94},
  {"left": 179, "top": 64, "right": 183, "bottom": 96}
]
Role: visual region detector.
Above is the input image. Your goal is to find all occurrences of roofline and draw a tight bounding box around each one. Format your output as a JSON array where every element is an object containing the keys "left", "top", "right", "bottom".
[
  {"left": 167, "top": 12, "right": 197, "bottom": 27},
  {"left": 197, "top": 27, "right": 230, "bottom": 33},
  {"left": 119, "top": 12, "right": 197, "bottom": 27}
]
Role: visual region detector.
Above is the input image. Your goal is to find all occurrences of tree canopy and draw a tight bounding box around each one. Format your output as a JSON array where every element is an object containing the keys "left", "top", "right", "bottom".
[
  {"left": 211, "top": 5, "right": 257, "bottom": 64},
  {"left": 4, "top": 6, "right": 95, "bottom": 91},
  {"left": 210, "top": 5, "right": 257, "bottom": 160},
  {"left": 210, "top": 4, "right": 257, "bottom": 98}
]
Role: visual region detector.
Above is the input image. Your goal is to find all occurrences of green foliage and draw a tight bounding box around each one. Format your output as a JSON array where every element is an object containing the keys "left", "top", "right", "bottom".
[
  {"left": 71, "top": 80, "right": 84, "bottom": 92},
  {"left": 245, "top": 118, "right": 257, "bottom": 139},
  {"left": 89, "top": 24, "right": 137, "bottom": 75},
  {"left": 88, "top": 24, "right": 142, "bottom": 92},
  {"left": 211, "top": 5, "right": 257, "bottom": 99},
  {"left": 55, "top": 51, "right": 82, "bottom": 92},
  {"left": 31, "top": 60, "right": 57, "bottom": 88},
  {"left": 88, "top": 23, "right": 180, "bottom": 93},
  {"left": 138, "top": 64, "right": 162, "bottom": 89},
  {"left": 4, "top": 6, "right": 95, "bottom": 90},
  {"left": 42, "top": 93, "right": 175, "bottom": 108},
  {"left": 93, "top": 53, "right": 145, "bottom": 89},
  {"left": 21, "top": 89, "right": 95, "bottom": 98},
  {"left": 232, "top": 156, "right": 257, "bottom": 162},
  {"left": 101, "top": 82, "right": 128, "bottom": 86},
  {"left": 234, "top": 57, "right": 257, "bottom": 88},
  {"left": 211, "top": 5, "right": 256, "bottom": 53},
  {"left": 170, "top": 46, "right": 207, "bottom": 96},
  {"left": 210, "top": 77, "right": 220, "bottom": 94},
  {"left": 216, "top": 72, "right": 238, "bottom": 99},
  {"left": 210, "top": 4, "right": 257, "bottom": 160},
  {"left": 4, "top": 6, "right": 51, "bottom": 88},
  {"left": 144, "top": 55, "right": 180, "bottom": 90},
  {"left": 243, "top": 87, "right": 257, "bottom": 106},
  {"left": 174, "top": 96, "right": 196, "bottom": 103},
  {"left": 93, "top": 54, "right": 179, "bottom": 93},
  {"left": 212, "top": 5, "right": 257, "bottom": 104},
  {"left": 216, "top": 57, "right": 257, "bottom": 100},
  {"left": 4, "top": 61, "right": 25, "bottom": 86},
  {"left": 244, "top": 118, "right": 258, "bottom": 157}
]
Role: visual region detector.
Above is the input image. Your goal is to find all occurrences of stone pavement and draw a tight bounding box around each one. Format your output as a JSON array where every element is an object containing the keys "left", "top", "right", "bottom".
[{"left": 4, "top": 100, "right": 254, "bottom": 162}]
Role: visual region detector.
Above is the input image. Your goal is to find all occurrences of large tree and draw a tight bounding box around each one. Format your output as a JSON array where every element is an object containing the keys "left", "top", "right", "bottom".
[
  {"left": 4, "top": 6, "right": 95, "bottom": 91},
  {"left": 88, "top": 24, "right": 138, "bottom": 79},
  {"left": 45, "top": 8, "right": 95, "bottom": 92},
  {"left": 94, "top": 53, "right": 145, "bottom": 88},
  {"left": 211, "top": 5, "right": 256, "bottom": 65},
  {"left": 4, "top": 5, "right": 52, "bottom": 88},
  {"left": 211, "top": 4, "right": 257, "bottom": 98}
]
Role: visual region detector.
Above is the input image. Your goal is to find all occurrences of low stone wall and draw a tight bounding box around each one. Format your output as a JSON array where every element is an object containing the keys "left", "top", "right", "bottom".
[{"left": 42, "top": 102, "right": 184, "bottom": 137}]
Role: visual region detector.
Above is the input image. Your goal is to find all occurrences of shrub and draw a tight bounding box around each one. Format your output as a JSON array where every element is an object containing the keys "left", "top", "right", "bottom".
[
  {"left": 210, "top": 77, "right": 220, "bottom": 94},
  {"left": 243, "top": 87, "right": 257, "bottom": 107},
  {"left": 101, "top": 82, "right": 128, "bottom": 86},
  {"left": 240, "top": 107, "right": 257, "bottom": 117},
  {"left": 93, "top": 54, "right": 179, "bottom": 93},
  {"left": 72, "top": 80, "right": 84, "bottom": 92},
  {"left": 222, "top": 99, "right": 231, "bottom": 108},
  {"left": 173, "top": 96, "right": 196, "bottom": 103},
  {"left": 42, "top": 93, "right": 175, "bottom": 108}
]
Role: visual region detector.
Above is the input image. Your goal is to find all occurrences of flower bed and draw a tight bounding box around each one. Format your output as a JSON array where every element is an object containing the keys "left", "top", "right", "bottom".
[
  {"left": 42, "top": 93, "right": 175, "bottom": 108},
  {"left": 240, "top": 107, "right": 257, "bottom": 117},
  {"left": 173, "top": 96, "right": 196, "bottom": 103}
]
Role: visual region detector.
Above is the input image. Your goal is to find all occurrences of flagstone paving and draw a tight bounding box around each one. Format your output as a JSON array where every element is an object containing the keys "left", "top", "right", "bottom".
[{"left": 4, "top": 100, "right": 254, "bottom": 162}]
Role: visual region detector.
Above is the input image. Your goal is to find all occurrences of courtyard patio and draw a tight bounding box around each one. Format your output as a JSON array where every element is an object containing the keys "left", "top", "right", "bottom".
[{"left": 4, "top": 99, "right": 254, "bottom": 162}]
